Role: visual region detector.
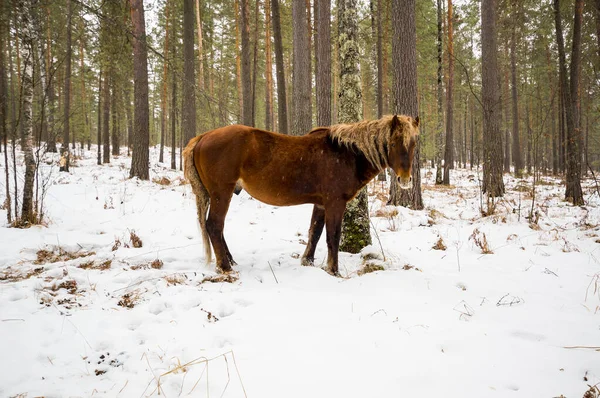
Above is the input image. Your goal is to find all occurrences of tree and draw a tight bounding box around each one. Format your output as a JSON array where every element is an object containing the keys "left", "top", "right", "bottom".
[
  {"left": 338, "top": 0, "right": 371, "bottom": 253},
  {"left": 510, "top": 0, "right": 523, "bottom": 177},
  {"left": 315, "top": 0, "right": 331, "bottom": 127},
  {"left": 63, "top": 0, "right": 72, "bottom": 158},
  {"left": 129, "top": 0, "right": 150, "bottom": 180},
  {"left": 159, "top": 0, "right": 170, "bottom": 163},
  {"left": 183, "top": 0, "right": 196, "bottom": 143},
  {"left": 435, "top": 0, "right": 443, "bottom": 184},
  {"left": 481, "top": 0, "right": 505, "bottom": 198},
  {"left": 241, "top": 0, "right": 252, "bottom": 126},
  {"left": 292, "top": 0, "right": 313, "bottom": 135},
  {"left": 554, "top": 0, "right": 583, "bottom": 205},
  {"left": 271, "top": 0, "right": 288, "bottom": 134},
  {"left": 388, "top": 0, "right": 423, "bottom": 209},
  {"left": 265, "top": 0, "right": 274, "bottom": 130},
  {"left": 442, "top": 0, "right": 454, "bottom": 185},
  {"left": 17, "top": 0, "right": 36, "bottom": 224},
  {"left": 0, "top": 0, "right": 11, "bottom": 223}
]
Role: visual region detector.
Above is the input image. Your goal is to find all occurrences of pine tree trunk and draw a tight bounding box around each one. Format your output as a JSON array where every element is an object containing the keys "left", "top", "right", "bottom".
[
  {"left": 271, "top": 0, "right": 288, "bottom": 134},
  {"left": 0, "top": 0, "right": 11, "bottom": 223},
  {"left": 241, "top": 0, "right": 252, "bottom": 126},
  {"left": 388, "top": 0, "right": 423, "bottom": 209},
  {"left": 510, "top": 1, "right": 522, "bottom": 176},
  {"left": 111, "top": 82, "right": 119, "bottom": 156},
  {"left": 130, "top": 0, "right": 150, "bottom": 179},
  {"left": 171, "top": 40, "right": 177, "bottom": 170},
  {"left": 235, "top": 0, "right": 243, "bottom": 123},
  {"left": 44, "top": 6, "right": 56, "bottom": 153},
  {"left": 481, "top": 0, "right": 505, "bottom": 198},
  {"left": 442, "top": 0, "right": 454, "bottom": 184},
  {"left": 251, "top": 0, "right": 260, "bottom": 127},
  {"left": 265, "top": 0, "right": 274, "bottom": 130},
  {"left": 183, "top": 0, "right": 196, "bottom": 143},
  {"left": 435, "top": 0, "right": 443, "bottom": 184},
  {"left": 97, "top": 71, "right": 102, "bottom": 165},
  {"left": 337, "top": 0, "right": 371, "bottom": 253},
  {"left": 63, "top": 0, "right": 72, "bottom": 153},
  {"left": 18, "top": 0, "right": 36, "bottom": 224},
  {"left": 292, "top": 0, "right": 312, "bottom": 135},
  {"left": 195, "top": 0, "right": 205, "bottom": 92},
  {"left": 376, "top": 0, "right": 383, "bottom": 118},
  {"left": 315, "top": 0, "right": 331, "bottom": 127},
  {"left": 102, "top": 75, "right": 110, "bottom": 163}
]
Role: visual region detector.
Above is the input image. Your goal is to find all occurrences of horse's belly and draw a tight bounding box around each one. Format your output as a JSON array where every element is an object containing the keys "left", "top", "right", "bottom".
[{"left": 239, "top": 179, "right": 317, "bottom": 207}]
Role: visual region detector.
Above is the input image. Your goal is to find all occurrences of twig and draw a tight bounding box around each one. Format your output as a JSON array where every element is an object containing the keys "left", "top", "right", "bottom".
[{"left": 267, "top": 261, "right": 279, "bottom": 284}]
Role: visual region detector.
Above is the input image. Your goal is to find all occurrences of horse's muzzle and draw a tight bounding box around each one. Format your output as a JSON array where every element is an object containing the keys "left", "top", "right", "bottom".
[{"left": 397, "top": 175, "right": 412, "bottom": 190}]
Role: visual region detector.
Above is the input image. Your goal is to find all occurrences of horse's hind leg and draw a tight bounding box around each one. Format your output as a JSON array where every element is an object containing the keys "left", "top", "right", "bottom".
[
  {"left": 223, "top": 236, "right": 237, "bottom": 266},
  {"left": 324, "top": 202, "right": 345, "bottom": 276},
  {"left": 206, "top": 186, "right": 236, "bottom": 273},
  {"left": 301, "top": 205, "right": 325, "bottom": 267}
]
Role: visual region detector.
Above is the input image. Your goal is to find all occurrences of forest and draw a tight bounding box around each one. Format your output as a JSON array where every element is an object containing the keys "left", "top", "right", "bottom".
[{"left": 1, "top": 0, "right": 600, "bottom": 397}]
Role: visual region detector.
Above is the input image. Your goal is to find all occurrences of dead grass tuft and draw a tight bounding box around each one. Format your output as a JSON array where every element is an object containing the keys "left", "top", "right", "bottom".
[
  {"left": 112, "top": 238, "right": 122, "bottom": 251},
  {"left": 432, "top": 236, "right": 447, "bottom": 251},
  {"left": 118, "top": 290, "right": 141, "bottom": 309},
  {"left": 54, "top": 279, "right": 78, "bottom": 294},
  {"left": 151, "top": 259, "right": 164, "bottom": 269},
  {"left": 129, "top": 230, "right": 143, "bottom": 248},
  {"left": 358, "top": 263, "right": 385, "bottom": 276},
  {"left": 201, "top": 273, "right": 239, "bottom": 284},
  {"left": 78, "top": 259, "right": 112, "bottom": 271},
  {"left": 583, "top": 384, "right": 600, "bottom": 398},
  {"left": 34, "top": 247, "right": 95, "bottom": 265},
  {"left": 163, "top": 273, "right": 187, "bottom": 286},
  {"left": 469, "top": 228, "right": 493, "bottom": 254},
  {"left": 0, "top": 266, "right": 45, "bottom": 282}
]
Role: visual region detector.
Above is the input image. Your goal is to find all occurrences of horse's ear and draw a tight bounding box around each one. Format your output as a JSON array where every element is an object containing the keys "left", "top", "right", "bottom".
[
  {"left": 390, "top": 114, "right": 399, "bottom": 131},
  {"left": 412, "top": 116, "right": 420, "bottom": 128}
]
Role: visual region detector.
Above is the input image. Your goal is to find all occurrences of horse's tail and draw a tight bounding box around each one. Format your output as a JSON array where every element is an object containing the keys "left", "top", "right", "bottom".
[{"left": 183, "top": 135, "right": 212, "bottom": 264}]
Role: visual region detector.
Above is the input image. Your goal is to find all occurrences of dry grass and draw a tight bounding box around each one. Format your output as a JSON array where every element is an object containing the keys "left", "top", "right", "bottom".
[
  {"left": 129, "top": 230, "right": 143, "bottom": 248},
  {"left": 34, "top": 247, "right": 96, "bottom": 265},
  {"left": 358, "top": 263, "right": 385, "bottom": 276},
  {"left": 583, "top": 384, "right": 600, "bottom": 398},
  {"left": 52, "top": 279, "right": 78, "bottom": 294},
  {"left": 201, "top": 273, "right": 239, "bottom": 284},
  {"left": 432, "top": 236, "right": 447, "bottom": 251},
  {"left": 422, "top": 183, "right": 456, "bottom": 191},
  {"left": 118, "top": 290, "right": 142, "bottom": 309},
  {"left": 112, "top": 237, "right": 122, "bottom": 251},
  {"left": 163, "top": 273, "right": 187, "bottom": 286},
  {"left": 469, "top": 228, "right": 493, "bottom": 254},
  {"left": 130, "top": 259, "right": 163, "bottom": 271},
  {"left": 79, "top": 259, "right": 112, "bottom": 271},
  {"left": 0, "top": 266, "right": 44, "bottom": 282}
]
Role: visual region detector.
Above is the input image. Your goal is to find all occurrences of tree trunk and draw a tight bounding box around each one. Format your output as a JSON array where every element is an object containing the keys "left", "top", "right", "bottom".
[
  {"left": 97, "top": 71, "right": 102, "bottom": 165},
  {"left": 241, "top": 0, "right": 252, "bottom": 126},
  {"left": 292, "top": 0, "right": 312, "bottom": 135},
  {"left": 0, "top": 0, "right": 11, "bottom": 223},
  {"left": 337, "top": 0, "right": 371, "bottom": 253},
  {"left": 160, "top": 0, "right": 169, "bottom": 164},
  {"left": 510, "top": 1, "right": 522, "bottom": 176},
  {"left": 63, "top": 0, "right": 72, "bottom": 154},
  {"left": 388, "top": 0, "right": 422, "bottom": 209},
  {"left": 481, "top": 0, "right": 505, "bottom": 198},
  {"left": 195, "top": 0, "right": 205, "bottom": 91},
  {"left": 130, "top": 0, "right": 150, "bottom": 179},
  {"left": 102, "top": 75, "right": 110, "bottom": 163},
  {"left": 315, "top": 0, "right": 331, "bottom": 127},
  {"left": 17, "top": 0, "right": 36, "bottom": 224},
  {"left": 251, "top": 0, "right": 260, "bottom": 127},
  {"left": 183, "top": 0, "right": 196, "bottom": 144},
  {"left": 376, "top": 0, "right": 383, "bottom": 118},
  {"left": 435, "top": 0, "right": 443, "bottom": 184},
  {"left": 171, "top": 40, "right": 177, "bottom": 170},
  {"left": 235, "top": 0, "right": 243, "bottom": 123},
  {"left": 265, "top": 0, "right": 274, "bottom": 130},
  {"left": 557, "top": 0, "right": 583, "bottom": 204},
  {"left": 111, "top": 82, "right": 119, "bottom": 156},
  {"left": 442, "top": 0, "right": 453, "bottom": 184},
  {"left": 272, "top": 0, "right": 288, "bottom": 134}
]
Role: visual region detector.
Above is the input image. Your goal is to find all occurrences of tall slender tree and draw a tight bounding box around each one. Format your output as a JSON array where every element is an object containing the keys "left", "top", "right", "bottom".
[
  {"left": 442, "top": 0, "right": 454, "bottom": 185},
  {"left": 130, "top": 0, "right": 150, "bottom": 180},
  {"left": 388, "top": 0, "right": 422, "bottom": 209},
  {"left": 241, "top": 0, "right": 252, "bottom": 126},
  {"left": 338, "top": 0, "right": 372, "bottom": 254},
  {"left": 292, "top": 0, "right": 313, "bottom": 135},
  {"left": 510, "top": 0, "right": 522, "bottom": 176},
  {"left": 63, "top": 0, "right": 72, "bottom": 155},
  {"left": 183, "top": 0, "right": 197, "bottom": 143},
  {"left": 271, "top": 0, "right": 288, "bottom": 133},
  {"left": 481, "top": 0, "right": 505, "bottom": 197},
  {"left": 0, "top": 0, "right": 11, "bottom": 223},
  {"left": 435, "top": 0, "right": 443, "bottom": 184},
  {"left": 315, "top": 0, "right": 331, "bottom": 127},
  {"left": 265, "top": 0, "right": 274, "bottom": 130}
]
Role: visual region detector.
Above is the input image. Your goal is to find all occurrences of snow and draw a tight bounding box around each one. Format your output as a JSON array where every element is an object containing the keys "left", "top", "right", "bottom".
[{"left": 1, "top": 146, "right": 599, "bottom": 397}]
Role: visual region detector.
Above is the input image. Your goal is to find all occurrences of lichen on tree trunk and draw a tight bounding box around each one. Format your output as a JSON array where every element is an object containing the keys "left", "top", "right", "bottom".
[{"left": 338, "top": 0, "right": 371, "bottom": 253}]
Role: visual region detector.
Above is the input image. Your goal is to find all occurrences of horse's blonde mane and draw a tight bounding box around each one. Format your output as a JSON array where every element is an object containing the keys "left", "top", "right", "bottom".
[{"left": 318, "top": 115, "right": 416, "bottom": 171}]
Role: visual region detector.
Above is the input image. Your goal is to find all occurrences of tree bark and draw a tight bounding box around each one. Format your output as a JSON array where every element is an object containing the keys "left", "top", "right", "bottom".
[
  {"left": 130, "top": 0, "right": 150, "bottom": 179},
  {"left": 251, "top": 0, "right": 260, "bottom": 127},
  {"left": 63, "top": 0, "right": 72, "bottom": 153},
  {"left": 102, "top": 74, "right": 110, "bottom": 163},
  {"left": 183, "top": 0, "right": 197, "bottom": 143},
  {"left": 435, "top": 0, "right": 443, "bottom": 184},
  {"left": 111, "top": 82, "right": 119, "bottom": 156},
  {"left": 241, "top": 0, "right": 252, "bottom": 126},
  {"left": 481, "top": 0, "right": 505, "bottom": 197},
  {"left": 159, "top": 0, "right": 169, "bottom": 163},
  {"left": 97, "top": 71, "right": 102, "bottom": 165},
  {"left": 510, "top": 0, "right": 522, "bottom": 176},
  {"left": 0, "top": 0, "right": 11, "bottom": 223},
  {"left": 292, "top": 0, "right": 313, "bottom": 135},
  {"left": 265, "top": 0, "right": 274, "bottom": 130},
  {"left": 195, "top": 0, "right": 205, "bottom": 91},
  {"left": 271, "top": 0, "right": 288, "bottom": 134},
  {"left": 315, "top": 0, "right": 331, "bottom": 127},
  {"left": 442, "top": 0, "right": 454, "bottom": 185},
  {"left": 388, "top": 0, "right": 422, "bottom": 209},
  {"left": 337, "top": 0, "right": 371, "bottom": 253}
]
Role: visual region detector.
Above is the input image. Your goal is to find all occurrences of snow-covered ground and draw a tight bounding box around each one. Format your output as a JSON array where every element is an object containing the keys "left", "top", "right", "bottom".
[{"left": 1, "top": 146, "right": 599, "bottom": 397}]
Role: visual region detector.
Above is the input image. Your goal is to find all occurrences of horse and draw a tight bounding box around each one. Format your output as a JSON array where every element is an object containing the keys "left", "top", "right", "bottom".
[{"left": 183, "top": 114, "right": 420, "bottom": 276}]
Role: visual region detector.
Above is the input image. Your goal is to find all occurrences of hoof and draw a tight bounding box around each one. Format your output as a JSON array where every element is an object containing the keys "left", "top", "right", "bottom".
[
  {"left": 325, "top": 267, "right": 341, "bottom": 277},
  {"left": 216, "top": 262, "right": 233, "bottom": 274},
  {"left": 301, "top": 257, "right": 314, "bottom": 267}
]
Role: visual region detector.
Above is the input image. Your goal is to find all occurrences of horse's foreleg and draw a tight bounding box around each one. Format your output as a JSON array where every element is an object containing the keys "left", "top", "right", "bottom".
[
  {"left": 301, "top": 205, "right": 325, "bottom": 267},
  {"left": 206, "top": 190, "right": 235, "bottom": 273},
  {"left": 324, "top": 203, "right": 345, "bottom": 276}
]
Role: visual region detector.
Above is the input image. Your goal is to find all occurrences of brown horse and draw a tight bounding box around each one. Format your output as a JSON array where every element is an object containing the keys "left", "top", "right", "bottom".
[{"left": 183, "top": 114, "right": 419, "bottom": 276}]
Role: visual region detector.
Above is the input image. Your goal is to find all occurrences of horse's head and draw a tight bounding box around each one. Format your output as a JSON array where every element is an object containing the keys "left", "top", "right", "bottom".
[{"left": 388, "top": 114, "right": 419, "bottom": 189}]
